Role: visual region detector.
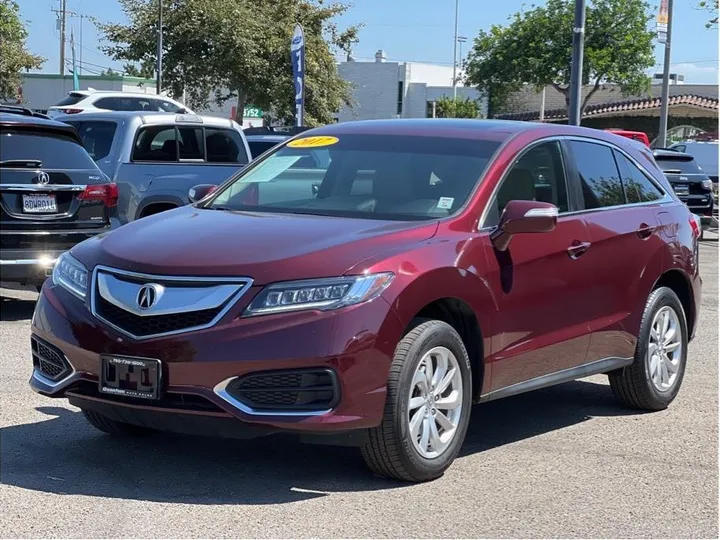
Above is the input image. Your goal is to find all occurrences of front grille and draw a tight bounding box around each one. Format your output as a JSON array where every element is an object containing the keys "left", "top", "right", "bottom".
[
  {"left": 31, "top": 336, "right": 72, "bottom": 381},
  {"left": 226, "top": 368, "right": 339, "bottom": 412},
  {"left": 68, "top": 381, "right": 225, "bottom": 413},
  {"left": 95, "top": 295, "right": 222, "bottom": 337}
]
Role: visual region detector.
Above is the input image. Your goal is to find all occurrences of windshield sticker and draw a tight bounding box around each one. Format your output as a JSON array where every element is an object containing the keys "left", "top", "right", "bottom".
[
  {"left": 287, "top": 136, "right": 339, "bottom": 148},
  {"left": 437, "top": 197, "right": 454, "bottom": 210},
  {"left": 245, "top": 156, "right": 302, "bottom": 182}
]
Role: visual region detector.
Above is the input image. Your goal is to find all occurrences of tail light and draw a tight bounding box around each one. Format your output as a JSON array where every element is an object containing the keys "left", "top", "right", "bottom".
[
  {"left": 79, "top": 183, "right": 119, "bottom": 207},
  {"left": 61, "top": 108, "right": 84, "bottom": 114},
  {"left": 689, "top": 214, "right": 701, "bottom": 238}
]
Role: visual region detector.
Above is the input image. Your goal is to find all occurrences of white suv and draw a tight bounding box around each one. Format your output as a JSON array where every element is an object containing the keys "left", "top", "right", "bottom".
[{"left": 47, "top": 90, "right": 193, "bottom": 118}]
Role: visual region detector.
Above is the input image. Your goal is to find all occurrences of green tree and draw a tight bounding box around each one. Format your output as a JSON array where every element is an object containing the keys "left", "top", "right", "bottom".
[
  {"left": 429, "top": 96, "right": 480, "bottom": 118},
  {"left": 698, "top": 0, "right": 718, "bottom": 27},
  {"left": 0, "top": 0, "right": 44, "bottom": 101},
  {"left": 122, "top": 63, "right": 154, "bottom": 78},
  {"left": 464, "top": 0, "right": 655, "bottom": 120},
  {"left": 97, "top": 0, "right": 358, "bottom": 126}
]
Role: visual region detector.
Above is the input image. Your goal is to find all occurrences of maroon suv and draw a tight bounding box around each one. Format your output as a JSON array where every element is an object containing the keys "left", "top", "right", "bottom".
[{"left": 30, "top": 119, "right": 702, "bottom": 482}]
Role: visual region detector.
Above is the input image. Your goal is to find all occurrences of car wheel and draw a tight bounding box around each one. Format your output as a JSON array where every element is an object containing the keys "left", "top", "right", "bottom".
[
  {"left": 81, "top": 409, "right": 158, "bottom": 437},
  {"left": 609, "top": 287, "right": 688, "bottom": 411},
  {"left": 361, "top": 319, "right": 472, "bottom": 482}
]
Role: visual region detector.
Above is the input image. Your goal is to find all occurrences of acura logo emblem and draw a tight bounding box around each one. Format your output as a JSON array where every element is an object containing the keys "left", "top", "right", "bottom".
[
  {"left": 36, "top": 171, "right": 50, "bottom": 185},
  {"left": 136, "top": 284, "right": 161, "bottom": 310}
]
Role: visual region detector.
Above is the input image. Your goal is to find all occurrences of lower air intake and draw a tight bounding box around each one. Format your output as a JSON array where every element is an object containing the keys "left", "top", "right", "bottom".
[{"left": 31, "top": 336, "right": 72, "bottom": 381}]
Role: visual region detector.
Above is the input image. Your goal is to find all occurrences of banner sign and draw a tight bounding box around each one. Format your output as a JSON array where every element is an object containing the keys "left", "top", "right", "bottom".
[
  {"left": 291, "top": 24, "right": 305, "bottom": 127},
  {"left": 657, "top": 0, "right": 669, "bottom": 43}
]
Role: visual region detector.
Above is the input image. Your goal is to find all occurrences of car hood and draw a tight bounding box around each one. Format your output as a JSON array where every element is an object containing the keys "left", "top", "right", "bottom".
[{"left": 71, "top": 206, "right": 439, "bottom": 284}]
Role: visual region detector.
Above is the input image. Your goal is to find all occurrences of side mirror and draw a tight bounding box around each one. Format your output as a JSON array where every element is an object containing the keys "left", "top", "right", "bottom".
[
  {"left": 490, "top": 200, "right": 558, "bottom": 251},
  {"left": 188, "top": 184, "right": 218, "bottom": 203}
]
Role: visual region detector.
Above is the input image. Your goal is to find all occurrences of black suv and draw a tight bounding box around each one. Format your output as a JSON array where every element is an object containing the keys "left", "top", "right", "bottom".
[
  {"left": 0, "top": 106, "right": 120, "bottom": 289},
  {"left": 653, "top": 148, "right": 715, "bottom": 233}
]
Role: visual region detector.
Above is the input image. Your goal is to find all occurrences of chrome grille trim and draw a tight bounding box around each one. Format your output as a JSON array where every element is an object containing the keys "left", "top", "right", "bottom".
[{"left": 90, "top": 265, "right": 254, "bottom": 341}]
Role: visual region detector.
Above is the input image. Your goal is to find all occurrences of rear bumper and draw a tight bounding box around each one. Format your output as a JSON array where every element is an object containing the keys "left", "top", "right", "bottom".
[{"left": 0, "top": 251, "right": 60, "bottom": 286}]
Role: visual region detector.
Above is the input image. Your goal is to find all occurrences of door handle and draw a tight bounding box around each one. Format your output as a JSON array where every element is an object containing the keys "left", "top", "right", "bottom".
[
  {"left": 567, "top": 240, "right": 591, "bottom": 259},
  {"left": 637, "top": 223, "right": 656, "bottom": 239}
]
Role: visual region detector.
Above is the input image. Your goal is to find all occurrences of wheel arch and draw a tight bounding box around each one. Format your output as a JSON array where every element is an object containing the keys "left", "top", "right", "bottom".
[
  {"left": 136, "top": 195, "right": 185, "bottom": 220},
  {"left": 384, "top": 267, "right": 496, "bottom": 401},
  {"left": 652, "top": 269, "right": 696, "bottom": 338}
]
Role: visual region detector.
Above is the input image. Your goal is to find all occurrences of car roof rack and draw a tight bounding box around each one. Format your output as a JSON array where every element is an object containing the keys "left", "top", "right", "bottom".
[
  {"left": 242, "top": 126, "right": 313, "bottom": 136},
  {"left": 0, "top": 105, "right": 50, "bottom": 119}
]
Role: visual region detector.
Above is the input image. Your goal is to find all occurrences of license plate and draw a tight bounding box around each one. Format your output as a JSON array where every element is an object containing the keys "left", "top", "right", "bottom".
[
  {"left": 22, "top": 194, "right": 58, "bottom": 213},
  {"left": 673, "top": 184, "right": 689, "bottom": 195},
  {"left": 100, "top": 355, "right": 161, "bottom": 400}
]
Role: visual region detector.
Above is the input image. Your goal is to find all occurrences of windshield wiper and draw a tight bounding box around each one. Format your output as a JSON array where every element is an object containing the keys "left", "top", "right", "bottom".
[{"left": 0, "top": 159, "right": 43, "bottom": 168}]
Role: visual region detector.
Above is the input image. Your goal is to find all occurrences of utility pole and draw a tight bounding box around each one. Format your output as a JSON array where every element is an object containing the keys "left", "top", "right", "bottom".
[
  {"left": 657, "top": 0, "right": 675, "bottom": 147},
  {"left": 452, "top": 0, "right": 459, "bottom": 100},
  {"left": 539, "top": 86, "right": 546, "bottom": 122},
  {"left": 156, "top": 0, "right": 163, "bottom": 94},
  {"left": 59, "top": 0, "right": 67, "bottom": 75},
  {"left": 568, "top": 0, "right": 586, "bottom": 126},
  {"left": 457, "top": 35, "right": 467, "bottom": 86}
]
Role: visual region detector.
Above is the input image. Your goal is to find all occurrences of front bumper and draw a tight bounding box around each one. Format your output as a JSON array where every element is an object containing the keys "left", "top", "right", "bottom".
[{"left": 29, "top": 281, "right": 405, "bottom": 437}]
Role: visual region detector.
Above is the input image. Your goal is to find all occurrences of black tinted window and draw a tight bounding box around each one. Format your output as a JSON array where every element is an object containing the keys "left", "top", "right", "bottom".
[
  {"left": 158, "top": 100, "right": 183, "bottom": 112},
  {"left": 655, "top": 157, "right": 704, "bottom": 175},
  {"left": 615, "top": 152, "right": 663, "bottom": 203},
  {"left": 485, "top": 141, "right": 569, "bottom": 227},
  {"left": 133, "top": 126, "right": 178, "bottom": 161},
  {"left": 54, "top": 93, "right": 85, "bottom": 106},
  {"left": 72, "top": 121, "right": 117, "bottom": 161},
  {"left": 205, "top": 128, "right": 248, "bottom": 163},
  {"left": 95, "top": 97, "right": 154, "bottom": 112},
  {"left": 0, "top": 130, "right": 97, "bottom": 169},
  {"left": 178, "top": 127, "right": 204, "bottom": 160},
  {"left": 570, "top": 141, "right": 625, "bottom": 209},
  {"left": 248, "top": 140, "right": 278, "bottom": 158}
]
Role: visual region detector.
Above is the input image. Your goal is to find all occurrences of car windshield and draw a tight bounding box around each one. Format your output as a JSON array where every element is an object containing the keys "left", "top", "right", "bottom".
[{"left": 206, "top": 134, "right": 500, "bottom": 220}]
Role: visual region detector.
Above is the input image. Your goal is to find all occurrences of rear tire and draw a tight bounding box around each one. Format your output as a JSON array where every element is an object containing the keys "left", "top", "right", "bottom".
[
  {"left": 361, "top": 319, "right": 473, "bottom": 482},
  {"left": 81, "top": 409, "right": 158, "bottom": 437},
  {"left": 609, "top": 287, "right": 687, "bottom": 411}
]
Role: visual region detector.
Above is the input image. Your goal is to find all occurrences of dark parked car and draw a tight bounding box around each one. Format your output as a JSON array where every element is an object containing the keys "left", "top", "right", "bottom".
[
  {"left": 0, "top": 106, "right": 119, "bottom": 289},
  {"left": 652, "top": 148, "right": 715, "bottom": 234},
  {"left": 244, "top": 126, "right": 313, "bottom": 159},
  {"left": 30, "top": 119, "right": 702, "bottom": 482}
]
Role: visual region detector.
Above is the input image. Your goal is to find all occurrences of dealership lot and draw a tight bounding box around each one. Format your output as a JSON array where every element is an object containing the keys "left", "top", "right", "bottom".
[{"left": 0, "top": 238, "right": 717, "bottom": 539}]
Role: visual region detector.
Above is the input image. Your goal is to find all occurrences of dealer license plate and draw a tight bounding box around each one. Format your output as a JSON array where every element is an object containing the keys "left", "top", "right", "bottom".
[{"left": 99, "top": 355, "right": 161, "bottom": 400}]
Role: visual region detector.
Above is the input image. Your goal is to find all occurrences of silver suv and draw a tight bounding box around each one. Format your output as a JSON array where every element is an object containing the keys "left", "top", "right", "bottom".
[{"left": 57, "top": 111, "right": 251, "bottom": 223}]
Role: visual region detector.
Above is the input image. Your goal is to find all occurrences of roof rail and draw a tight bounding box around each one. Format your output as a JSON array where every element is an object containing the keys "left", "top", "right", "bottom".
[
  {"left": 0, "top": 105, "right": 50, "bottom": 119},
  {"left": 242, "top": 125, "right": 313, "bottom": 136}
]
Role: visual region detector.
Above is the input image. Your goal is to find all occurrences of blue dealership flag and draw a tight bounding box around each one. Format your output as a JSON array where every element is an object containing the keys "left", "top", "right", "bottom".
[{"left": 291, "top": 23, "right": 305, "bottom": 127}]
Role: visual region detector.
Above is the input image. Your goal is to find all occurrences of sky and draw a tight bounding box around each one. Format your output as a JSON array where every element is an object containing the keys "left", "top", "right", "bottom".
[{"left": 17, "top": 0, "right": 720, "bottom": 84}]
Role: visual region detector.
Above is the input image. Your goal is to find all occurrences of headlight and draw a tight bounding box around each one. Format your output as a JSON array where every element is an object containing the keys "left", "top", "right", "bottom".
[
  {"left": 701, "top": 179, "right": 713, "bottom": 190},
  {"left": 52, "top": 252, "right": 89, "bottom": 299},
  {"left": 245, "top": 272, "right": 394, "bottom": 316}
]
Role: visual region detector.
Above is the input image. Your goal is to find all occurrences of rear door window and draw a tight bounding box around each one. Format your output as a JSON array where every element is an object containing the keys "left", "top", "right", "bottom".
[
  {"left": 569, "top": 140, "right": 625, "bottom": 209},
  {"left": 204, "top": 128, "right": 248, "bottom": 163},
  {"left": 133, "top": 126, "right": 178, "bottom": 161},
  {"left": 0, "top": 130, "right": 97, "bottom": 170},
  {"left": 614, "top": 152, "right": 664, "bottom": 203}
]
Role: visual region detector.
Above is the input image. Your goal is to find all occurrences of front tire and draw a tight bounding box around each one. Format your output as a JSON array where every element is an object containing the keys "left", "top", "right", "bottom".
[
  {"left": 361, "top": 319, "right": 473, "bottom": 482},
  {"left": 609, "top": 287, "right": 688, "bottom": 411},
  {"left": 81, "top": 409, "right": 158, "bottom": 437}
]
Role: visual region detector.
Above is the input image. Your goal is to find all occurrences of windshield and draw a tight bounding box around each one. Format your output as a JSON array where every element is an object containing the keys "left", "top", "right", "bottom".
[{"left": 206, "top": 134, "right": 500, "bottom": 220}]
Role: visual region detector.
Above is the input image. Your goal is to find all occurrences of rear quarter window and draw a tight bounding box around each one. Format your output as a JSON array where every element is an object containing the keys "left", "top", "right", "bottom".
[{"left": 0, "top": 130, "right": 98, "bottom": 170}]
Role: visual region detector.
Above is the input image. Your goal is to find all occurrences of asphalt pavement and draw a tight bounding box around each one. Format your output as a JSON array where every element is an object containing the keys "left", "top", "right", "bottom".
[{"left": 1, "top": 237, "right": 717, "bottom": 538}]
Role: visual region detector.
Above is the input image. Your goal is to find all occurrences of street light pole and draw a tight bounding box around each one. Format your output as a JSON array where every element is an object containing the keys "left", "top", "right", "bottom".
[
  {"left": 657, "top": 0, "right": 675, "bottom": 147},
  {"left": 452, "top": 0, "right": 459, "bottom": 100},
  {"left": 156, "top": 0, "right": 163, "bottom": 94},
  {"left": 568, "top": 0, "right": 586, "bottom": 126}
]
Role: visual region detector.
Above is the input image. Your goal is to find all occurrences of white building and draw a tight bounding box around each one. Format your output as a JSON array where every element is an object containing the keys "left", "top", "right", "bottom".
[{"left": 336, "top": 50, "right": 487, "bottom": 122}]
